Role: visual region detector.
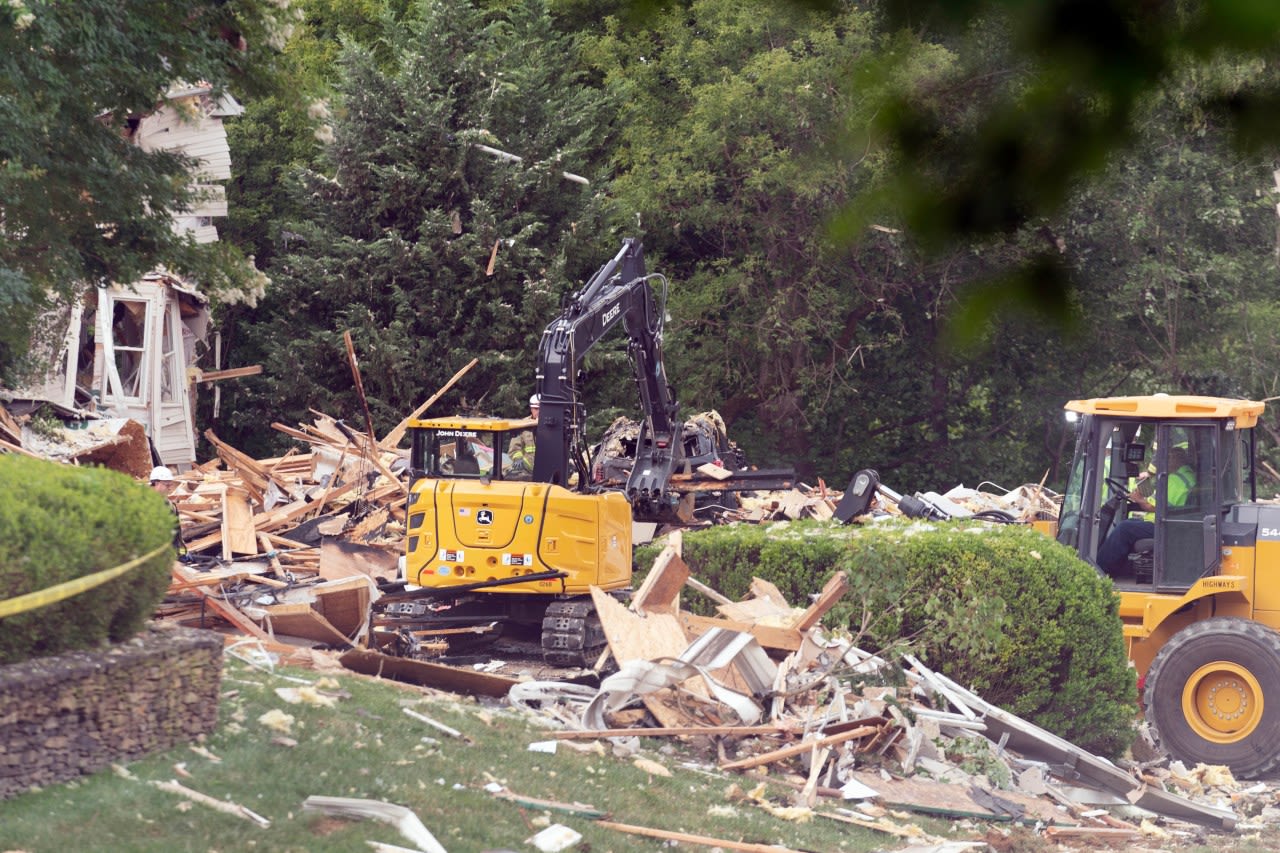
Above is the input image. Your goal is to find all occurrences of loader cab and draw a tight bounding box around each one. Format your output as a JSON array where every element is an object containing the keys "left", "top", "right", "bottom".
[{"left": 1057, "top": 396, "right": 1259, "bottom": 593}]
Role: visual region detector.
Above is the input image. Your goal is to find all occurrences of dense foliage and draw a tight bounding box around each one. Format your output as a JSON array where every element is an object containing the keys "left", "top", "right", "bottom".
[
  {"left": 0, "top": 0, "right": 293, "bottom": 384},
  {"left": 640, "top": 520, "right": 1136, "bottom": 757},
  {"left": 0, "top": 456, "right": 175, "bottom": 664},
  {"left": 214, "top": 0, "right": 629, "bottom": 456},
  {"left": 9, "top": 0, "right": 1280, "bottom": 488}
]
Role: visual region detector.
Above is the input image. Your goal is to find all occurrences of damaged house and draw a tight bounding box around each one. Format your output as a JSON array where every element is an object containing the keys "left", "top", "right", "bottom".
[{"left": 4, "top": 84, "right": 248, "bottom": 472}]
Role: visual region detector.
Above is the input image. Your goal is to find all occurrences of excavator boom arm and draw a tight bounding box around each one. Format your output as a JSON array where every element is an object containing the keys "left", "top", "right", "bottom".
[{"left": 531, "top": 238, "right": 683, "bottom": 517}]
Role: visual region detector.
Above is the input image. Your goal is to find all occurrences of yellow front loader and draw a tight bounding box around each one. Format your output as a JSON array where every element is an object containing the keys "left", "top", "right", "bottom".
[{"left": 1052, "top": 394, "right": 1280, "bottom": 777}]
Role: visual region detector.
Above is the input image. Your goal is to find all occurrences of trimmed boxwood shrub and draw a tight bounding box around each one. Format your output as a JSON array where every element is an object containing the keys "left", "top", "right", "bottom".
[
  {"left": 0, "top": 455, "right": 175, "bottom": 664},
  {"left": 639, "top": 519, "right": 1136, "bottom": 758}
]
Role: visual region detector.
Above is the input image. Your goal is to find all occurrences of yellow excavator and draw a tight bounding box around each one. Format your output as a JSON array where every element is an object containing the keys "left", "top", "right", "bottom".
[{"left": 374, "top": 239, "right": 790, "bottom": 665}]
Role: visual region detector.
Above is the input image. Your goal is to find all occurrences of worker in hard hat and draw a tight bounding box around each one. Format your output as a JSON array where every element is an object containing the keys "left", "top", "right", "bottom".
[
  {"left": 149, "top": 465, "right": 177, "bottom": 495},
  {"left": 148, "top": 466, "right": 189, "bottom": 561},
  {"left": 505, "top": 394, "right": 539, "bottom": 480}
]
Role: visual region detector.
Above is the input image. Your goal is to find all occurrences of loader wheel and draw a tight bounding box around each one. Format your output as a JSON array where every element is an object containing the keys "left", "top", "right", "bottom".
[{"left": 1145, "top": 617, "right": 1280, "bottom": 778}]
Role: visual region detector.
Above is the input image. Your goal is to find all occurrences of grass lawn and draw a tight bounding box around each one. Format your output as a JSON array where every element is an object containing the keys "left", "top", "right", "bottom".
[{"left": 0, "top": 648, "right": 930, "bottom": 852}]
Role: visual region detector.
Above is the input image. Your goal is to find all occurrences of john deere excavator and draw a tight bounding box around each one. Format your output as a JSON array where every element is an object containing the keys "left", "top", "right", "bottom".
[
  {"left": 1053, "top": 394, "right": 1280, "bottom": 778},
  {"left": 373, "top": 239, "right": 790, "bottom": 665}
]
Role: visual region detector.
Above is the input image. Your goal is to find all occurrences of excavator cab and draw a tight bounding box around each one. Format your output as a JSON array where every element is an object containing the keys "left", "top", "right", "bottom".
[{"left": 409, "top": 417, "right": 536, "bottom": 481}]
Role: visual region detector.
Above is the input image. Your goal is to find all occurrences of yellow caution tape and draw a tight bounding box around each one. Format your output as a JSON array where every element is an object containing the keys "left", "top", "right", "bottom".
[{"left": 0, "top": 542, "right": 171, "bottom": 620}]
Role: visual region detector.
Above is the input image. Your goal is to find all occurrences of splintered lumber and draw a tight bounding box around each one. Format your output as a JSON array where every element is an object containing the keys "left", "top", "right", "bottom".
[
  {"left": 152, "top": 780, "right": 270, "bottom": 827},
  {"left": 552, "top": 724, "right": 791, "bottom": 739},
  {"left": 793, "top": 570, "right": 849, "bottom": 631},
  {"left": 172, "top": 564, "right": 277, "bottom": 643},
  {"left": 0, "top": 436, "right": 39, "bottom": 457},
  {"left": 197, "top": 364, "right": 263, "bottom": 382},
  {"left": 685, "top": 576, "right": 733, "bottom": 606},
  {"left": 718, "top": 724, "right": 880, "bottom": 771},
  {"left": 271, "top": 421, "right": 340, "bottom": 447},
  {"left": 631, "top": 538, "right": 689, "bottom": 614},
  {"left": 380, "top": 357, "right": 478, "bottom": 449},
  {"left": 343, "top": 330, "right": 382, "bottom": 462},
  {"left": 0, "top": 404, "right": 23, "bottom": 443},
  {"left": 489, "top": 788, "right": 606, "bottom": 819},
  {"left": 678, "top": 612, "right": 802, "bottom": 652},
  {"left": 596, "top": 821, "right": 808, "bottom": 853},
  {"left": 1043, "top": 826, "right": 1141, "bottom": 842},
  {"left": 203, "top": 428, "right": 272, "bottom": 499}
]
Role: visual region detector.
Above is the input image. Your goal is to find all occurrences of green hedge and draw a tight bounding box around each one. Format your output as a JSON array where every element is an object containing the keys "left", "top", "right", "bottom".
[
  {"left": 0, "top": 455, "right": 176, "bottom": 664},
  {"left": 639, "top": 520, "right": 1136, "bottom": 758}
]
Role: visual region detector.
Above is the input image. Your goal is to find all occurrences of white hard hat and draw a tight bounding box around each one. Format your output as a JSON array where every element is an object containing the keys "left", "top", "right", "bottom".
[
  {"left": 529, "top": 394, "right": 540, "bottom": 407},
  {"left": 149, "top": 465, "right": 174, "bottom": 482}
]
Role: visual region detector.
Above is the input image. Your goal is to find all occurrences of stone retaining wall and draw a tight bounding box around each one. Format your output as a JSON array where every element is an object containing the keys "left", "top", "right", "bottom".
[{"left": 0, "top": 623, "right": 223, "bottom": 799}]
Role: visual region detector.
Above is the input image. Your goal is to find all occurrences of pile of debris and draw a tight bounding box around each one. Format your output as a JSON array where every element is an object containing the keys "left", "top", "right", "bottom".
[
  {"left": 157, "top": 413, "right": 412, "bottom": 649},
  {"left": 485, "top": 532, "right": 1251, "bottom": 849}
]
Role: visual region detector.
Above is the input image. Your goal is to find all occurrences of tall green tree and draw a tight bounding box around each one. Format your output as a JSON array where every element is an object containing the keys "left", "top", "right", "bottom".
[
  {"left": 0, "top": 0, "right": 292, "bottom": 381},
  {"left": 586, "top": 0, "right": 905, "bottom": 470},
  {"left": 1063, "top": 57, "right": 1280, "bottom": 398},
  {"left": 217, "top": 0, "right": 616, "bottom": 454},
  {"left": 848, "top": 0, "right": 1280, "bottom": 332}
]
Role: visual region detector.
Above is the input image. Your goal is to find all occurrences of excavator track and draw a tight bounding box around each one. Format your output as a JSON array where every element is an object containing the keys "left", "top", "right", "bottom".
[{"left": 541, "top": 597, "right": 607, "bottom": 667}]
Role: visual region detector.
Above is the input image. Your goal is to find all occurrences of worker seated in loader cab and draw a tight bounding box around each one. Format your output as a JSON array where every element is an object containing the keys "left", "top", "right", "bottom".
[{"left": 1097, "top": 445, "right": 1196, "bottom": 574}]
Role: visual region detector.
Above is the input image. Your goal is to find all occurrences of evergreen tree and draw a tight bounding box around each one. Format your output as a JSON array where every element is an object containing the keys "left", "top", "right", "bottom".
[{"left": 218, "top": 0, "right": 614, "bottom": 453}]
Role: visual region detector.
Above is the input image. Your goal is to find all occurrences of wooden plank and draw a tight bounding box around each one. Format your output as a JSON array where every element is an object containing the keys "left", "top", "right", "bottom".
[
  {"left": 380, "top": 357, "right": 478, "bottom": 449},
  {"left": 338, "top": 648, "right": 516, "bottom": 698},
  {"left": 631, "top": 545, "right": 689, "bottom": 615},
  {"left": 678, "top": 612, "right": 801, "bottom": 652},
  {"left": 197, "top": 364, "right": 262, "bottom": 382},
  {"left": 221, "top": 485, "right": 257, "bottom": 558},
  {"left": 793, "top": 570, "right": 849, "bottom": 632},
  {"left": 719, "top": 725, "right": 880, "bottom": 771},
  {"left": 552, "top": 724, "right": 792, "bottom": 739},
  {"left": 685, "top": 576, "right": 733, "bottom": 606},
  {"left": 596, "top": 821, "right": 808, "bottom": 853}
]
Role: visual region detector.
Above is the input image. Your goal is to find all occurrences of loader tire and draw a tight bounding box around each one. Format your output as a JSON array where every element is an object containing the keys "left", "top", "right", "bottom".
[
  {"left": 1144, "top": 616, "right": 1280, "bottom": 778},
  {"left": 541, "top": 597, "right": 606, "bottom": 668}
]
